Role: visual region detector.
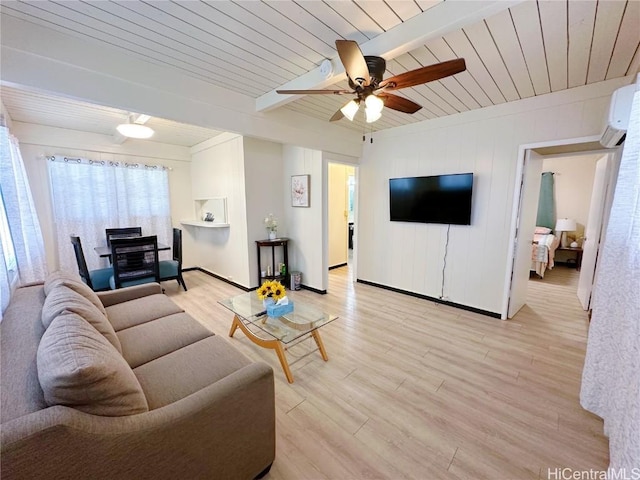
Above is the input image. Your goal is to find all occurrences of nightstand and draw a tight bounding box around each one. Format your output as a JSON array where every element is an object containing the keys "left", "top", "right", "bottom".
[{"left": 557, "top": 246, "right": 583, "bottom": 270}]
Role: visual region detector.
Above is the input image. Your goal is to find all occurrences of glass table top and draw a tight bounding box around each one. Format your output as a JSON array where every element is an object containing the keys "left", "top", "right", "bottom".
[{"left": 219, "top": 291, "right": 337, "bottom": 344}]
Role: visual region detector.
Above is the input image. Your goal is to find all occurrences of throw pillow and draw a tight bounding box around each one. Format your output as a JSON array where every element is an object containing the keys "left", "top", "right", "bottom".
[
  {"left": 44, "top": 270, "right": 106, "bottom": 315},
  {"left": 37, "top": 312, "right": 149, "bottom": 416},
  {"left": 534, "top": 226, "right": 552, "bottom": 234},
  {"left": 42, "top": 285, "right": 122, "bottom": 353}
]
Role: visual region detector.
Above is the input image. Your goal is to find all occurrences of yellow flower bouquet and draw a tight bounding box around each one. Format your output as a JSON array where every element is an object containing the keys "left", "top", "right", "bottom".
[
  {"left": 257, "top": 280, "right": 286, "bottom": 302},
  {"left": 257, "top": 280, "right": 293, "bottom": 316}
]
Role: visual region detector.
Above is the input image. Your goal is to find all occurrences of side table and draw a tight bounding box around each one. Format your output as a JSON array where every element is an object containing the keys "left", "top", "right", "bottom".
[
  {"left": 557, "top": 246, "right": 583, "bottom": 270},
  {"left": 256, "top": 238, "right": 289, "bottom": 287}
]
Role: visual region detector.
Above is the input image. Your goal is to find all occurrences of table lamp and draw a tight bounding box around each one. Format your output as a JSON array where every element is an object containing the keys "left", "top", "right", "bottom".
[{"left": 555, "top": 218, "right": 576, "bottom": 248}]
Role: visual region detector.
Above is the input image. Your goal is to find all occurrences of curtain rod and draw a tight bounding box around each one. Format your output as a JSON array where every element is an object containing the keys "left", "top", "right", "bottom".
[{"left": 46, "top": 155, "right": 172, "bottom": 171}]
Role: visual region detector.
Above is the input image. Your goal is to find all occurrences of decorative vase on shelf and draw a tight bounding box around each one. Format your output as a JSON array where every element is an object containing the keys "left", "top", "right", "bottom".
[{"left": 268, "top": 230, "right": 277, "bottom": 240}]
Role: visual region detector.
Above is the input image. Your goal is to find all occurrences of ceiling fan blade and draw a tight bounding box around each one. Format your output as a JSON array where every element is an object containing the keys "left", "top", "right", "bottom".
[
  {"left": 379, "top": 59, "right": 466, "bottom": 91},
  {"left": 330, "top": 109, "right": 345, "bottom": 122},
  {"left": 335, "top": 40, "right": 370, "bottom": 87},
  {"left": 276, "top": 89, "right": 352, "bottom": 95},
  {"left": 379, "top": 93, "right": 422, "bottom": 114}
]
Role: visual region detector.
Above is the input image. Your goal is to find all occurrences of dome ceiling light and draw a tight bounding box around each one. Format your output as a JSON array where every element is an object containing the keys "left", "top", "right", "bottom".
[{"left": 116, "top": 114, "right": 154, "bottom": 139}]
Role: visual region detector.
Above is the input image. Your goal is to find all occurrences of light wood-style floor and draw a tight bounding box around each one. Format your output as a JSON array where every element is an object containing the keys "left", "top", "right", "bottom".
[{"left": 164, "top": 264, "right": 608, "bottom": 480}]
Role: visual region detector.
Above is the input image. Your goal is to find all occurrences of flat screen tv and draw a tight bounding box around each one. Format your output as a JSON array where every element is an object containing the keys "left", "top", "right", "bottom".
[{"left": 389, "top": 173, "right": 473, "bottom": 225}]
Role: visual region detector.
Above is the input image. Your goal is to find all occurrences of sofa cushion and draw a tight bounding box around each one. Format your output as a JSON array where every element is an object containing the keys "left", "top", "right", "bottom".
[
  {"left": 0, "top": 285, "right": 47, "bottom": 423},
  {"left": 37, "top": 312, "right": 149, "bottom": 416},
  {"left": 134, "top": 336, "right": 252, "bottom": 410},
  {"left": 44, "top": 270, "right": 106, "bottom": 315},
  {"left": 42, "top": 285, "right": 122, "bottom": 353},
  {"left": 105, "top": 294, "right": 184, "bottom": 331},
  {"left": 117, "top": 313, "right": 214, "bottom": 368}
]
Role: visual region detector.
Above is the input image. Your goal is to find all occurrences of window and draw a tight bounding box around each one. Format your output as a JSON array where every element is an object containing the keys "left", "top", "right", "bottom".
[
  {"left": 0, "top": 194, "right": 17, "bottom": 275},
  {"left": 0, "top": 125, "right": 47, "bottom": 318},
  {"left": 47, "top": 156, "right": 172, "bottom": 272},
  {"left": 0, "top": 192, "right": 18, "bottom": 316}
]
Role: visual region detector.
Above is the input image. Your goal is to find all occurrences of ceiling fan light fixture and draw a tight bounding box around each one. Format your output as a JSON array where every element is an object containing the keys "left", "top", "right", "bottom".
[
  {"left": 340, "top": 99, "right": 360, "bottom": 121},
  {"left": 116, "top": 123, "right": 154, "bottom": 139},
  {"left": 365, "top": 94, "right": 384, "bottom": 113},
  {"left": 365, "top": 108, "right": 382, "bottom": 123},
  {"left": 276, "top": 40, "right": 466, "bottom": 123}
]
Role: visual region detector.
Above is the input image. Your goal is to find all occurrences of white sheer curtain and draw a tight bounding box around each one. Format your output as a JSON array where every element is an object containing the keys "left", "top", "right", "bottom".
[
  {"left": 0, "top": 123, "right": 47, "bottom": 318},
  {"left": 581, "top": 88, "right": 640, "bottom": 469},
  {"left": 0, "top": 195, "right": 16, "bottom": 317},
  {"left": 48, "top": 156, "right": 172, "bottom": 272}
]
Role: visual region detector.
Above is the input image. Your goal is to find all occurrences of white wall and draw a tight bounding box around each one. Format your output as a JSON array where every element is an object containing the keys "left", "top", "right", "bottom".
[
  {"left": 283, "top": 145, "right": 325, "bottom": 291},
  {"left": 11, "top": 121, "right": 193, "bottom": 271},
  {"left": 243, "top": 137, "right": 285, "bottom": 287},
  {"left": 189, "top": 134, "right": 252, "bottom": 286},
  {"left": 357, "top": 76, "right": 633, "bottom": 315},
  {"left": 542, "top": 153, "right": 601, "bottom": 233}
]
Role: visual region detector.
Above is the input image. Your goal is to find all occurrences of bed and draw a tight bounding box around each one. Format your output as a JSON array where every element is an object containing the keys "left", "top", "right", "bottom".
[{"left": 531, "top": 228, "right": 560, "bottom": 278}]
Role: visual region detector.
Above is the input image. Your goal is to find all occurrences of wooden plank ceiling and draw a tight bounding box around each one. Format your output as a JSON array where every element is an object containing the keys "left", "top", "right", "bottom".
[{"left": 1, "top": 0, "right": 638, "bottom": 138}]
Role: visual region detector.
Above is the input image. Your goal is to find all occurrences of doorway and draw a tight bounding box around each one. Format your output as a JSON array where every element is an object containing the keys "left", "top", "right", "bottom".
[
  {"left": 327, "top": 162, "right": 356, "bottom": 275},
  {"left": 505, "top": 138, "right": 621, "bottom": 319}
]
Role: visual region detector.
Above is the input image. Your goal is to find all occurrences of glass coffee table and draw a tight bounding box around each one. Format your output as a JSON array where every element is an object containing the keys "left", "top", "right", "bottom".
[{"left": 219, "top": 292, "right": 338, "bottom": 383}]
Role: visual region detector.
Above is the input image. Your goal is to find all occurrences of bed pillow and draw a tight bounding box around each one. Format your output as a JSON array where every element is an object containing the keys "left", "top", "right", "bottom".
[
  {"left": 37, "top": 312, "right": 148, "bottom": 416},
  {"left": 534, "top": 226, "right": 552, "bottom": 234}
]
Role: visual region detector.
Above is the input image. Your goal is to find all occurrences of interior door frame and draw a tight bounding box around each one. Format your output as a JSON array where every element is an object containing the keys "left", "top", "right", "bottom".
[
  {"left": 501, "top": 134, "right": 604, "bottom": 319},
  {"left": 327, "top": 162, "right": 350, "bottom": 268},
  {"left": 323, "top": 158, "right": 360, "bottom": 285}
]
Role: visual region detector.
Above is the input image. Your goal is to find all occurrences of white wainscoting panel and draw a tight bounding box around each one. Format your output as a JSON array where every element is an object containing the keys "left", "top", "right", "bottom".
[{"left": 283, "top": 145, "right": 325, "bottom": 291}]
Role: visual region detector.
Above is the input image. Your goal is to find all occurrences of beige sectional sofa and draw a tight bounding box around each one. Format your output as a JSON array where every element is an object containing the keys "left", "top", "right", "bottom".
[{"left": 0, "top": 272, "right": 275, "bottom": 480}]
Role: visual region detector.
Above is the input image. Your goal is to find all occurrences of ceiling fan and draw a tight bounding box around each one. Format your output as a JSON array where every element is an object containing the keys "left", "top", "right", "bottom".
[{"left": 277, "top": 40, "right": 466, "bottom": 123}]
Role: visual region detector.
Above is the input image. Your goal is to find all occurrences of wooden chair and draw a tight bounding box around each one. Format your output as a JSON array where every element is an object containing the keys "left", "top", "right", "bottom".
[
  {"left": 109, "top": 235, "right": 160, "bottom": 289},
  {"left": 70, "top": 235, "right": 112, "bottom": 291},
  {"left": 159, "top": 228, "right": 187, "bottom": 291},
  {"left": 105, "top": 227, "right": 142, "bottom": 247}
]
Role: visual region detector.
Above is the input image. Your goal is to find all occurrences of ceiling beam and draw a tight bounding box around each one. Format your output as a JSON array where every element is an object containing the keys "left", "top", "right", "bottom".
[
  {"left": 255, "top": 0, "right": 525, "bottom": 112},
  {"left": 0, "top": 15, "right": 363, "bottom": 157}
]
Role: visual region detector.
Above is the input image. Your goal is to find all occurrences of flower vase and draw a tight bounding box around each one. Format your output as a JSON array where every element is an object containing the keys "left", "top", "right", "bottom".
[{"left": 268, "top": 230, "right": 277, "bottom": 240}]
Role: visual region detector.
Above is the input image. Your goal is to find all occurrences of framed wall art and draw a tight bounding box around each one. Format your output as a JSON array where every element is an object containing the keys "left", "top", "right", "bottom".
[{"left": 291, "top": 174, "right": 310, "bottom": 207}]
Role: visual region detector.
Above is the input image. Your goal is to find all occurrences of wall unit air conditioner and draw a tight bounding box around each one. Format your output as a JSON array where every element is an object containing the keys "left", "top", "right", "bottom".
[{"left": 600, "top": 83, "right": 636, "bottom": 148}]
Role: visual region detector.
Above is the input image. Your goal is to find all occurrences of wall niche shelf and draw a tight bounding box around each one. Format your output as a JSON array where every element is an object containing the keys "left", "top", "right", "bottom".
[
  {"left": 180, "top": 220, "right": 230, "bottom": 228},
  {"left": 181, "top": 197, "right": 229, "bottom": 228}
]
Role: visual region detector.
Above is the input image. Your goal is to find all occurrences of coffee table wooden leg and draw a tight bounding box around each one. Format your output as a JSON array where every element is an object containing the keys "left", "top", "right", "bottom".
[
  {"left": 228, "top": 314, "right": 295, "bottom": 383},
  {"left": 274, "top": 342, "right": 295, "bottom": 384},
  {"left": 228, "top": 315, "right": 241, "bottom": 337},
  {"left": 311, "top": 330, "right": 329, "bottom": 361}
]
